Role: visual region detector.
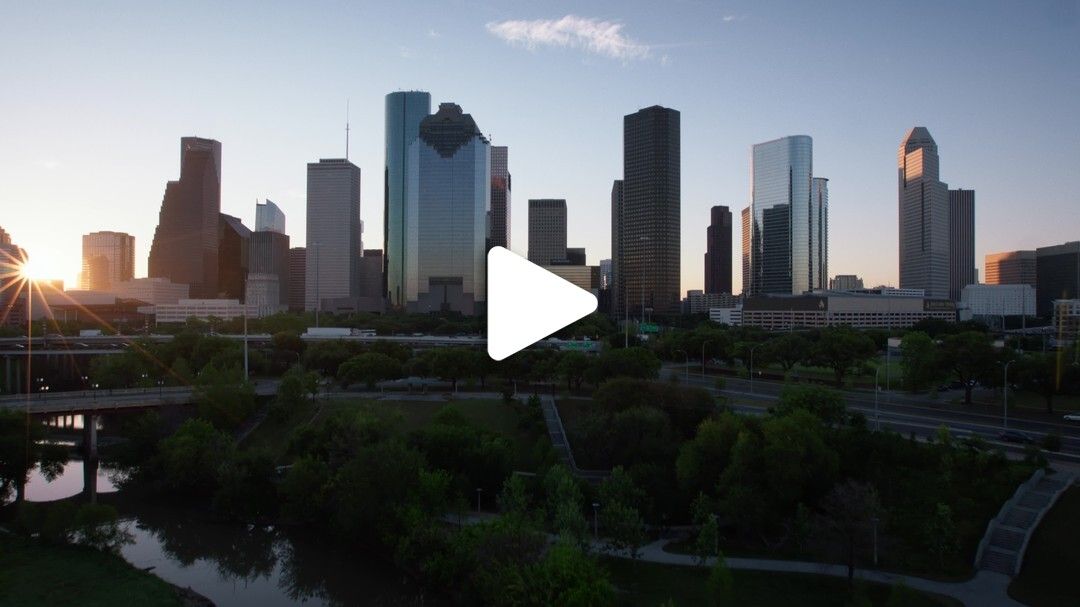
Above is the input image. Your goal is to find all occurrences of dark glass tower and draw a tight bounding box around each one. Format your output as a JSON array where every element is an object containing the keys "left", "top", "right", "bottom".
[
  {"left": 217, "top": 213, "right": 250, "bottom": 300},
  {"left": 948, "top": 188, "right": 976, "bottom": 301},
  {"left": 148, "top": 137, "right": 222, "bottom": 297},
  {"left": 704, "top": 205, "right": 732, "bottom": 294},
  {"left": 610, "top": 180, "right": 624, "bottom": 315},
  {"left": 1036, "top": 242, "right": 1080, "bottom": 317},
  {"left": 489, "top": 146, "right": 510, "bottom": 250},
  {"left": 384, "top": 91, "right": 432, "bottom": 310},
  {"left": 618, "top": 106, "right": 680, "bottom": 317}
]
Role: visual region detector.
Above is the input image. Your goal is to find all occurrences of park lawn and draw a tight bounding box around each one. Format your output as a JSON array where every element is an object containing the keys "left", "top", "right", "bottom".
[
  {"left": 0, "top": 536, "right": 184, "bottom": 607},
  {"left": 1008, "top": 485, "right": 1080, "bottom": 607},
  {"left": 604, "top": 558, "right": 959, "bottom": 607}
]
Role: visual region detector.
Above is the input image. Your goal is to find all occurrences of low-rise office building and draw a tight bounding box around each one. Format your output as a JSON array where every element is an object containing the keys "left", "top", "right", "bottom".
[
  {"left": 113, "top": 277, "right": 190, "bottom": 305},
  {"left": 152, "top": 299, "right": 260, "bottom": 324},
  {"left": 1053, "top": 299, "right": 1080, "bottom": 342},
  {"left": 686, "top": 290, "right": 739, "bottom": 314},
  {"left": 709, "top": 306, "right": 743, "bottom": 326},
  {"left": 961, "top": 284, "right": 1036, "bottom": 318},
  {"left": 740, "top": 292, "right": 956, "bottom": 331}
]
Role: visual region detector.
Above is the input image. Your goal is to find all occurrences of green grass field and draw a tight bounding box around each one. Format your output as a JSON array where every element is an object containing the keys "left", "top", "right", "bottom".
[
  {"left": 604, "top": 558, "right": 959, "bottom": 606},
  {"left": 0, "top": 536, "right": 184, "bottom": 607},
  {"left": 1009, "top": 485, "right": 1080, "bottom": 606}
]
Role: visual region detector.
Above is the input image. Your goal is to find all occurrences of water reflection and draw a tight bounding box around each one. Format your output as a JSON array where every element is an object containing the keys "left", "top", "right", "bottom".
[
  {"left": 120, "top": 505, "right": 439, "bottom": 606},
  {"left": 20, "top": 458, "right": 119, "bottom": 503}
]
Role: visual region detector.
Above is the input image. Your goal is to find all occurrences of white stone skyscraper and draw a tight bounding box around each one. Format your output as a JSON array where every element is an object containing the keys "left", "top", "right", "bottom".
[
  {"left": 898, "top": 127, "right": 949, "bottom": 299},
  {"left": 305, "top": 158, "right": 361, "bottom": 311}
]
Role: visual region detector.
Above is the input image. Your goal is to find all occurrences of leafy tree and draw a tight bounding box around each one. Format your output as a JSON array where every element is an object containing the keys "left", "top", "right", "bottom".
[
  {"left": 337, "top": 352, "right": 403, "bottom": 389},
  {"left": 766, "top": 333, "right": 811, "bottom": 373},
  {"left": 676, "top": 414, "right": 743, "bottom": 497},
  {"left": 771, "top": 384, "right": 848, "bottom": 427},
  {"left": 1016, "top": 352, "right": 1062, "bottom": 414},
  {"left": 761, "top": 411, "right": 838, "bottom": 514},
  {"left": 899, "top": 331, "right": 942, "bottom": 392},
  {"left": 271, "top": 364, "right": 312, "bottom": 421},
  {"left": 429, "top": 347, "right": 476, "bottom": 391},
  {"left": 557, "top": 351, "right": 591, "bottom": 391},
  {"left": 597, "top": 466, "right": 646, "bottom": 556},
  {"left": 924, "top": 502, "right": 958, "bottom": 570},
  {"left": 707, "top": 552, "right": 734, "bottom": 605},
  {"left": 194, "top": 363, "right": 255, "bottom": 431},
  {"left": 0, "top": 410, "right": 67, "bottom": 503},
  {"left": 303, "top": 340, "right": 354, "bottom": 377},
  {"left": 497, "top": 474, "right": 531, "bottom": 520},
  {"left": 89, "top": 352, "right": 146, "bottom": 389},
  {"left": 155, "top": 418, "right": 234, "bottom": 497},
  {"left": 810, "top": 327, "right": 877, "bottom": 387},
  {"left": 587, "top": 347, "right": 661, "bottom": 384},
  {"left": 814, "top": 479, "right": 882, "bottom": 584},
  {"left": 279, "top": 455, "right": 331, "bottom": 524},
  {"left": 940, "top": 331, "right": 996, "bottom": 404},
  {"left": 213, "top": 450, "right": 278, "bottom": 520},
  {"left": 333, "top": 438, "right": 426, "bottom": 544},
  {"left": 544, "top": 465, "right": 587, "bottom": 543},
  {"left": 71, "top": 504, "right": 133, "bottom": 553},
  {"left": 691, "top": 492, "right": 719, "bottom": 564}
]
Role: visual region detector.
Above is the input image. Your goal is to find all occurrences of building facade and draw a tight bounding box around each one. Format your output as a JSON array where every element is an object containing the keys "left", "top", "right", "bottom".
[
  {"left": 248, "top": 229, "right": 290, "bottom": 309},
  {"left": 384, "top": 91, "right": 432, "bottom": 309},
  {"left": 829, "top": 275, "right": 864, "bottom": 291},
  {"left": 704, "top": 205, "right": 732, "bottom": 294},
  {"left": 961, "top": 284, "right": 1035, "bottom": 318},
  {"left": 1036, "top": 241, "right": 1080, "bottom": 317},
  {"left": 0, "top": 226, "right": 27, "bottom": 327},
  {"left": 218, "top": 213, "right": 250, "bottom": 301},
  {"left": 80, "top": 231, "right": 135, "bottom": 291},
  {"left": 305, "top": 158, "right": 362, "bottom": 312},
  {"left": 287, "top": 247, "right": 306, "bottom": 312},
  {"left": 616, "top": 106, "right": 681, "bottom": 317},
  {"left": 489, "top": 146, "right": 511, "bottom": 250},
  {"left": 686, "top": 290, "right": 739, "bottom": 314},
  {"left": 542, "top": 264, "right": 601, "bottom": 294},
  {"left": 113, "top": 277, "right": 189, "bottom": 305},
  {"left": 528, "top": 199, "right": 568, "bottom": 265},
  {"left": 898, "top": 127, "right": 949, "bottom": 299},
  {"left": 749, "top": 135, "right": 823, "bottom": 295},
  {"left": 255, "top": 199, "right": 286, "bottom": 234},
  {"left": 153, "top": 299, "right": 260, "bottom": 324},
  {"left": 741, "top": 292, "right": 956, "bottom": 331},
  {"left": 741, "top": 205, "right": 750, "bottom": 295},
  {"left": 985, "top": 250, "right": 1036, "bottom": 287},
  {"left": 404, "top": 102, "right": 490, "bottom": 315},
  {"left": 610, "top": 180, "right": 624, "bottom": 314},
  {"left": 948, "top": 188, "right": 976, "bottom": 301},
  {"left": 148, "top": 137, "right": 221, "bottom": 298}
]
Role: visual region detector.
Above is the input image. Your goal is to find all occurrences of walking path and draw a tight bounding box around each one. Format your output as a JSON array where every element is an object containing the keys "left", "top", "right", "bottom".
[{"left": 594, "top": 539, "right": 1023, "bottom": 607}]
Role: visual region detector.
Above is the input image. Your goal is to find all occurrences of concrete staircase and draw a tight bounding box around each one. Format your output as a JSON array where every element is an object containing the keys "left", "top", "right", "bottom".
[
  {"left": 975, "top": 470, "right": 1073, "bottom": 576},
  {"left": 537, "top": 395, "right": 609, "bottom": 482}
]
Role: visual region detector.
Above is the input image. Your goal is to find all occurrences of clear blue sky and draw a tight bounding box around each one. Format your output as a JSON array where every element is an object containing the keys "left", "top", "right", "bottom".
[{"left": 2, "top": 0, "right": 1078, "bottom": 293}]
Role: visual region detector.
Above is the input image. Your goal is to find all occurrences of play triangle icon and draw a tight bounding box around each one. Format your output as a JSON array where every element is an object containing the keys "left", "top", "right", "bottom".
[{"left": 486, "top": 246, "right": 598, "bottom": 361}]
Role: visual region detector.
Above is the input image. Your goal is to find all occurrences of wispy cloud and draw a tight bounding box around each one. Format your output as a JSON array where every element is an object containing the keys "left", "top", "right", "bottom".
[{"left": 485, "top": 15, "right": 649, "bottom": 61}]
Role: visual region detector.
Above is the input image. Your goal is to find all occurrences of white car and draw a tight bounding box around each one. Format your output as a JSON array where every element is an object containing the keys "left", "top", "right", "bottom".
[{"left": 1064, "top": 413, "right": 1080, "bottom": 422}]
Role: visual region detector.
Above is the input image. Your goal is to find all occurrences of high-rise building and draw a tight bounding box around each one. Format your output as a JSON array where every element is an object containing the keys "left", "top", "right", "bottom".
[
  {"left": 287, "top": 247, "right": 306, "bottom": 312},
  {"left": 305, "top": 158, "right": 362, "bottom": 312},
  {"left": 599, "top": 259, "right": 612, "bottom": 290},
  {"left": 749, "top": 135, "right": 824, "bottom": 295},
  {"left": 255, "top": 199, "right": 286, "bottom": 234},
  {"left": 704, "top": 205, "right": 732, "bottom": 294},
  {"left": 0, "top": 226, "right": 28, "bottom": 328},
  {"left": 610, "top": 180, "right": 624, "bottom": 314},
  {"left": 741, "top": 206, "right": 750, "bottom": 295},
  {"left": 358, "top": 249, "right": 384, "bottom": 300},
  {"left": 528, "top": 199, "right": 568, "bottom": 265},
  {"left": 829, "top": 274, "right": 864, "bottom": 291},
  {"left": 218, "top": 213, "right": 250, "bottom": 300},
  {"left": 248, "top": 230, "right": 290, "bottom": 309},
  {"left": 489, "top": 146, "right": 511, "bottom": 250},
  {"left": 617, "top": 105, "right": 680, "bottom": 317},
  {"left": 898, "top": 127, "right": 949, "bottom": 299},
  {"left": 565, "top": 247, "right": 586, "bottom": 266},
  {"left": 1036, "top": 241, "right": 1080, "bottom": 317},
  {"left": 384, "top": 91, "right": 432, "bottom": 310},
  {"left": 948, "top": 189, "right": 976, "bottom": 301},
  {"left": 148, "top": 137, "right": 222, "bottom": 298},
  {"left": 405, "top": 102, "right": 490, "bottom": 315},
  {"left": 985, "top": 250, "right": 1036, "bottom": 287},
  {"left": 812, "top": 177, "right": 829, "bottom": 292},
  {"left": 80, "top": 231, "right": 134, "bottom": 291}
]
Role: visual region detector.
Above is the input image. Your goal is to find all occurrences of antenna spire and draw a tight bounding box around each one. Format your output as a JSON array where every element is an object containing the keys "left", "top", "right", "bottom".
[{"left": 345, "top": 98, "right": 351, "bottom": 160}]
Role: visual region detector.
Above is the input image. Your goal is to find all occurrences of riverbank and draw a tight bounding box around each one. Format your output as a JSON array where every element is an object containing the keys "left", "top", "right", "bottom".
[{"left": 0, "top": 533, "right": 211, "bottom": 607}]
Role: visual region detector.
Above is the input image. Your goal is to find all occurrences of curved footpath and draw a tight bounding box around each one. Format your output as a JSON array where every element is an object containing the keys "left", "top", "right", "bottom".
[{"left": 593, "top": 539, "right": 1022, "bottom": 607}]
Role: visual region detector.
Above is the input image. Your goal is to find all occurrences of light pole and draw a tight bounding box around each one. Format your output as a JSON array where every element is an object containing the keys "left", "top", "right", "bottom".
[
  {"left": 1002, "top": 359, "right": 1015, "bottom": 430},
  {"left": 871, "top": 515, "right": 880, "bottom": 567},
  {"left": 92, "top": 383, "right": 99, "bottom": 401},
  {"left": 675, "top": 349, "right": 688, "bottom": 384},
  {"left": 874, "top": 367, "right": 881, "bottom": 431},
  {"left": 701, "top": 340, "right": 712, "bottom": 377},
  {"left": 749, "top": 344, "right": 760, "bottom": 395},
  {"left": 475, "top": 487, "right": 483, "bottom": 514},
  {"left": 592, "top": 502, "right": 600, "bottom": 540}
]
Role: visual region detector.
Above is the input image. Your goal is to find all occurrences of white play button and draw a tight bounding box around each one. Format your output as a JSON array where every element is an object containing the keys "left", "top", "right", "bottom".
[{"left": 486, "top": 246, "right": 598, "bottom": 361}]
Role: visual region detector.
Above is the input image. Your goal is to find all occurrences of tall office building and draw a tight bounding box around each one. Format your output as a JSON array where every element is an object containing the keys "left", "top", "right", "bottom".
[
  {"left": 148, "top": 137, "right": 222, "bottom": 297},
  {"left": 985, "top": 250, "right": 1036, "bottom": 287},
  {"left": 218, "top": 213, "right": 250, "bottom": 300},
  {"left": 404, "top": 102, "right": 490, "bottom": 315},
  {"left": 599, "top": 259, "right": 612, "bottom": 290},
  {"left": 741, "top": 206, "right": 750, "bottom": 295},
  {"left": 305, "top": 158, "right": 362, "bottom": 311},
  {"left": 384, "top": 91, "right": 432, "bottom": 310},
  {"left": 812, "top": 177, "right": 829, "bottom": 292},
  {"left": 255, "top": 199, "right": 286, "bottom": 234},
  {"left": 287, "top": 247, "right": 306, "bottom": 312},
  {"left": 617, "top": 105, "right": 681, "bottom": 317},
  {"left": 489, "top": 146, "right": 511, "bottom": 250},
  {"left": 704, "top": 205, "right": 732, "bottom": 294},
  {"left": 1036, "top": 241, "right": 1080, "bottom": 317},
  {"left": 565, "top": 247, "right": 586, "bottom": 266},
  {"left": 610, "top": 180, "right": 624, "bottom": 314},
  {"left": 528, "top": 199, "right": 568, "bottom": 265},
  {"left": 948, "top": 189, "right": 976, "bottom": 301},
  {"left": 0, "top": 226, "right": 27, "bottom": 328},
  {"left": 898, "top": 127, "right": 949, "bottom": 299},
  {"left": 80, "top": 231, "right": 135, "bottom": 291},
  {"left": 748, "top": 135, "right": 824, "bottom": 295},
  {"left": 248, "top": 210, "right": 290, "bottom": 310}
]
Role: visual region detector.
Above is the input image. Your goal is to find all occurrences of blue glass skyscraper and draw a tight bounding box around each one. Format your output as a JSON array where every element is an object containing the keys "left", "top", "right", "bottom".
[
  {"left": 384, "top": 91, "right": 431, "bottom": 309},
  {"left": 405, "top": 102, "right": 490, "bottom": 315}
]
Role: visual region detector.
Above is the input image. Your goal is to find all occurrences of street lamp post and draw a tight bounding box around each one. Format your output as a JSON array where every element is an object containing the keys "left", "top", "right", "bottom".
[
  {"left": 871, "top": 516, "right": 880, "bottom": 567},
  {"left": 874, "top": 367, "right": 881, "bottom": 431},
  {"left": 1002, "top": 359, "right": 1015, "bottom": 430},
  {"left": 701, "top": 340, "right": 712, "bottom": 377},
  {"left": 592, "top": 502, "right": 600, "bottom": 540},
  {"left": 675, "top": 349, "right": 688, "bottom": 384},
  {"left": 475, "top": 488, "right": 483, "bottom": 514},
  {"left": 749, "top": 344, "right": 760, "bottom": 395}
]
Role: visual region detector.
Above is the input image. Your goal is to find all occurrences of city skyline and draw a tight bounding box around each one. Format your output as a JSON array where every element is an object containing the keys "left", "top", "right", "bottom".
[{"left": 3, "top": 2, "right": 1078, "bottom": 292}]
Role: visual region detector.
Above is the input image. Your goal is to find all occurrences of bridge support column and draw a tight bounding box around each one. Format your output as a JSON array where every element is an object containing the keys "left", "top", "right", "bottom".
[
  {"left": 82, "top": 455, "right": 98, "bottom": 504},
  {"left": 82, "top": 414, "right": 98, "bottom": 459}
]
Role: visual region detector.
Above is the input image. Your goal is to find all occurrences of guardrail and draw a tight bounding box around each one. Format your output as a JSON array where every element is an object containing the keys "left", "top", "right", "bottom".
[{"left": 540, "top": 395, "right": 609, "bottom": 480}]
